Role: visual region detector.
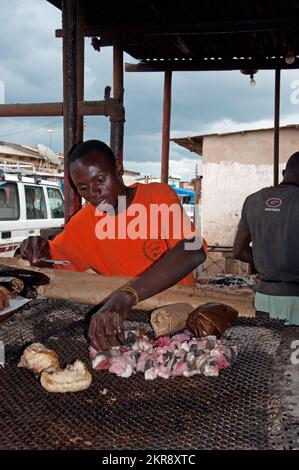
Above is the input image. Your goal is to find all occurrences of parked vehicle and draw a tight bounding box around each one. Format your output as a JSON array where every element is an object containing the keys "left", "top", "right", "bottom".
[{"left": 0, "top": 169, "right": 64, "bottom": 257}]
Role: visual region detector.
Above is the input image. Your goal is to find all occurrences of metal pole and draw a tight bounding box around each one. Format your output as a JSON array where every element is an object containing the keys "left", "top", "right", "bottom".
[
  {"left": 76, "top": 0, "right": 84, "bottom": 143},
  {"left": 0, "top": 100, "right": 124, "bottom": 117},
  {"left": 161, "top": 70, "right": 172, "bottom": 184},
  {"left": 111, "top": 38, "right": 124, "bottom": 162},
  {"left": 274, "top": 68, "right": 281, "bottom": 186},
  {"left": 62, "top": 0, "right": 81, "bottom": 222}
]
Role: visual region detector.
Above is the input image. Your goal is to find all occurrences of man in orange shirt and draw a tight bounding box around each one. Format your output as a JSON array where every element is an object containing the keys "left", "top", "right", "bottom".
[{"left": 20, "top": 140, "right": 207, "bottom": 350}]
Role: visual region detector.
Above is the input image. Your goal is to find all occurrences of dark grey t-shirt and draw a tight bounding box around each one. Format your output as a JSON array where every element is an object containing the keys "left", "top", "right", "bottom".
[{"left": 240, "top": 183, "right": 299, "bottom": 295}]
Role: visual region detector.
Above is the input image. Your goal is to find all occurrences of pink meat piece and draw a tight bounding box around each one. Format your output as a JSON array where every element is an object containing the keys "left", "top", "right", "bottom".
[
  {"left": 119, "top": 345, "right": 132, "bottom": 353},
  {"left": 171, "top": 333, "right": 190, "bottom": 343},
  {"left": 135, "top": 355, "right": 146, "bottom": 372},
  {"left": 203, "top": 359, "right": 219, "bottom": 377},
  {"left": 152, "top": 347, "right": 168, "bottom": 363},
  {"left": 91, "top": 328, "right": 237, "bottom": 380},
  {"left": 210, "top": 349, "right": 230, "bottom": 370},
  {"left": 183, "top": 368, "right": 200, "bottom": 377},
  {"left": 110, "top": 348, "right": 122, "bottom": 357},
  {"left": 174, "top": 347, "right": 187, "bottom": 359},
  {"left": 136, "top": 350, "right": 154, "bottom": 372},
  {"left": 194, "top": 339, "right": 209, "bottom": 349},
  {"left": 144, "top": 350, "right": 158, "bottom": 362},
  {"left": 132, "top": 337, "right": 152, "bottom": 351},
  {"left": 173, "top": 359, "right": 189, "bottom": 376},
  {"left": 109, "top": 356, "right": 133, "bottom": 378},
  {"left": 89, "top": 346, "right": 99, "bottom": 360},
  {"left": 157, "top": 357, "right": 175, "bottom": 379},
  {"left": 122, "top": 350, "right": 138, "bottom": 368},
  {"left": 92, "top": 354, "right": 111, "bottom": 371},
  {"left": 156, "top": 336, "right": 171, "bottom": 347},
  {"left": 180, "top": 341, "right": 190, "bottom": 352},
  {"left": 144, "top": 367, "right": 158, "bottom": 381},
  {"left": 168, "top": 340, "right": 183, "bottom": 350},
  {"left": 186, "top": 351, "right": 195, "bottom": 362},
  {"left": 195, "top": 352, "right": 211, "bottom": 372}
]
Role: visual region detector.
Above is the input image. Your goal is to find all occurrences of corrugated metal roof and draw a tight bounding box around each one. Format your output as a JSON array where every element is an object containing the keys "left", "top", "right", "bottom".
[
  {"left": 0, "top": 142, "right": 41, "bottom": 159},
  {"left": 48, "top": 0, "right": 299, "bottom": 70}
]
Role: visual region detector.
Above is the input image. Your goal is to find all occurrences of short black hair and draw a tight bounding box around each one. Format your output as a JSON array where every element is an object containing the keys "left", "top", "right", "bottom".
[
  {"left": 285, "top": 151, "right": 299, "bottom": 173},
  {"left": 68, "top": 140, "right": 116, "bottom": 168}
]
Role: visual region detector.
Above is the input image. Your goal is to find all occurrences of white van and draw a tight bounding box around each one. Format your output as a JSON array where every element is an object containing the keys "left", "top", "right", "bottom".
[{"left": 0, "top": 170, "right": 64, "bottom": 257}]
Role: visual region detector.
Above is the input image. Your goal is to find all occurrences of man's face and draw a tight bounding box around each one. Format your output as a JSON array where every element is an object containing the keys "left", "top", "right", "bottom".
[{"left": 70, "top": 151, "right": 125, "bottom": 211}]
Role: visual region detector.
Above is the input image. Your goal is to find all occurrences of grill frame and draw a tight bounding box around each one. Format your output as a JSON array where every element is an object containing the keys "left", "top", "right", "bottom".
[{"left": 0, "top": 299, "right": 297, "bottom": 450}]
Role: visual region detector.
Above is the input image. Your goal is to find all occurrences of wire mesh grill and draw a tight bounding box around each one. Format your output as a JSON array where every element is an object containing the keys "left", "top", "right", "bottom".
[{"left": 0, "top": 299, "right": 296, "bottom": 450}]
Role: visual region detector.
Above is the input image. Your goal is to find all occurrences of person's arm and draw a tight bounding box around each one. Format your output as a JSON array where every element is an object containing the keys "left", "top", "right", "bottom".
[
  {"left": 88, "top": 237, "right": 206, "bottom": 351},
  {"left": 19, "top": 212, "right": 88, "bottom": 271},
  {"left": 233, "top": 223, "right": 253, "bottom": 264},
  {"left": 88, "top": 184, "right": 206, "bottom": 351},
  {"left": 233, "top": 196, "right": 254, "bottom": 265}
]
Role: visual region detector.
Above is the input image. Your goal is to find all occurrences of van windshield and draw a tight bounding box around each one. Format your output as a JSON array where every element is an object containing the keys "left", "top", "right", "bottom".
[{"left": 0, "top": 182, "right": 20, "bottom": 221}]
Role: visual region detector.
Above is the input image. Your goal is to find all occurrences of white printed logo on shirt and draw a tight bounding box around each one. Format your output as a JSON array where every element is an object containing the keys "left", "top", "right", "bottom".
[{"left": 265, "top": 198, "right": 282, "bottom": 212}]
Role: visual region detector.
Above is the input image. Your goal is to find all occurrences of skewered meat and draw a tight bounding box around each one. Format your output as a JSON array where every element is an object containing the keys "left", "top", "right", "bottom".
[
  {"left": 40, "top": 360, "right": 92, "bottom": 393},
  {"left": 0, "top": 285, "right": 16, "bottom": 299},
  {"left": 19, "top": 285, "right": 38, "bottom": 299},
  {"left": 18, "top": 342, "right": 60, "bottom": 373},
  {"left": 0, "top": 263, "right": 50, "bottom": 286},
  {"left": 0, "top": 276, "right": 24, "bottom": 294},
  {"left": 90, "top": 330, "right": 237, "bottom": 380},
  {"left": 0, "top": 290, "right": 9, "bottom": 310}
]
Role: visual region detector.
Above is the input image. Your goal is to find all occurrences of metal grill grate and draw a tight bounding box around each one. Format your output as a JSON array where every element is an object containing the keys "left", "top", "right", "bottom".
[{"left": 0, "top": 299, "right": 296, "bottom": 450}]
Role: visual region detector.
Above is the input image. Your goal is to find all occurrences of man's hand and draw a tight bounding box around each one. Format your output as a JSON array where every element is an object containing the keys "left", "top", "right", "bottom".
[
  {"left": 88, "top": 290, "right": 136, "bottom": 351},
  {"left": 19, "top": 236, "right": 51, "bottom": 266}
]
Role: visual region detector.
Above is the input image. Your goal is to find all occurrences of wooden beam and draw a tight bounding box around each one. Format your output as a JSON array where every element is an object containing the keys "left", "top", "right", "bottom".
[
  {"left": 0, "top": 258, "right": 255, "bottom": 316},
  {"left": 56, "top": 16, "right": 299, "bottom": 37},
  {"left": 125, "top": 59, "right": 299, "bottom": 73}
]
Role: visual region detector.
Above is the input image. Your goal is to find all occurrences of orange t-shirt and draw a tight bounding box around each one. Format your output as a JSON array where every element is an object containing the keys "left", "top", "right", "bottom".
[{"left": 49, "top": 183, "right": 206, "bottom": 286}]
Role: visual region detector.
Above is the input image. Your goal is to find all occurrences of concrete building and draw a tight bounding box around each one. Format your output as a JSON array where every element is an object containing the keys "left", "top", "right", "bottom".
[
  {"left": 179, "top": 181, "right": 194, "bottom": 190},
  {"left": 122, "top": 169, "right": 140, "bottom": 186},
  {"left": 173, "top": 125, "right": 299, "bottom": 247},
  {"left": 0, "top": 141, "right": 63, "bottom": 172},
  {"left": 136, "top": 175, "right": 181, "bottom": 185}
]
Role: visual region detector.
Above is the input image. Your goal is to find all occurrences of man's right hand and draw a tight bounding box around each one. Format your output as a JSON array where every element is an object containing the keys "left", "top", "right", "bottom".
[{"left": 19, "top": 236, "right": 51, "bottom": 266}]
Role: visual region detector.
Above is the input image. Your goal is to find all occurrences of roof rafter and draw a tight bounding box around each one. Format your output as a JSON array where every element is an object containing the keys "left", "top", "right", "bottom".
[{"left": 125, "top": 59, "right": 298, "bottom": 72}]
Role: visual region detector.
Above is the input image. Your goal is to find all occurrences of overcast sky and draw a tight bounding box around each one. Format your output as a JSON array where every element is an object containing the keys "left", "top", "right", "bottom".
[{"left": 1, "top": 0, "right": 299, "bottom": 180}]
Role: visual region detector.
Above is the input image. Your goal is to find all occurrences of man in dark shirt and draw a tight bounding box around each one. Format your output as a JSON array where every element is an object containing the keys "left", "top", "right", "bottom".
[{"left": 233, "top": 151, "right": 299, "bottom": 325}]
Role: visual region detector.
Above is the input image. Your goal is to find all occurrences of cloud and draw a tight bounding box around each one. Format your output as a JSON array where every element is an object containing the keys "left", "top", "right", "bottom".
[{"left": 1, "top": 1, "right": 299, "bottom": 181}]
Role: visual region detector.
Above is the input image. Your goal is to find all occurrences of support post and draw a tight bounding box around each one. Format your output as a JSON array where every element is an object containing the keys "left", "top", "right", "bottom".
[
  {"left": 274, "top": 68, "right": 281, "bottom": 186},
  {"left": 111, "top": 38, "right": 124, "bottom": 162},
  {"left": 76, "top": 0, "right": 84, "bottom": 143},
  {"left": 62, "top": 0, "right": 81, "bottom": 222},
  {"left": 161, "top": 70, "right": 172, "bottom": 184}
]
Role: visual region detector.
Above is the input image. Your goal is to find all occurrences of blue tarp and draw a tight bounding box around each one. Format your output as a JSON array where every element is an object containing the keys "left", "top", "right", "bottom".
[{"left": 170, "top": 184, "right": 194, "bottom": 203}]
